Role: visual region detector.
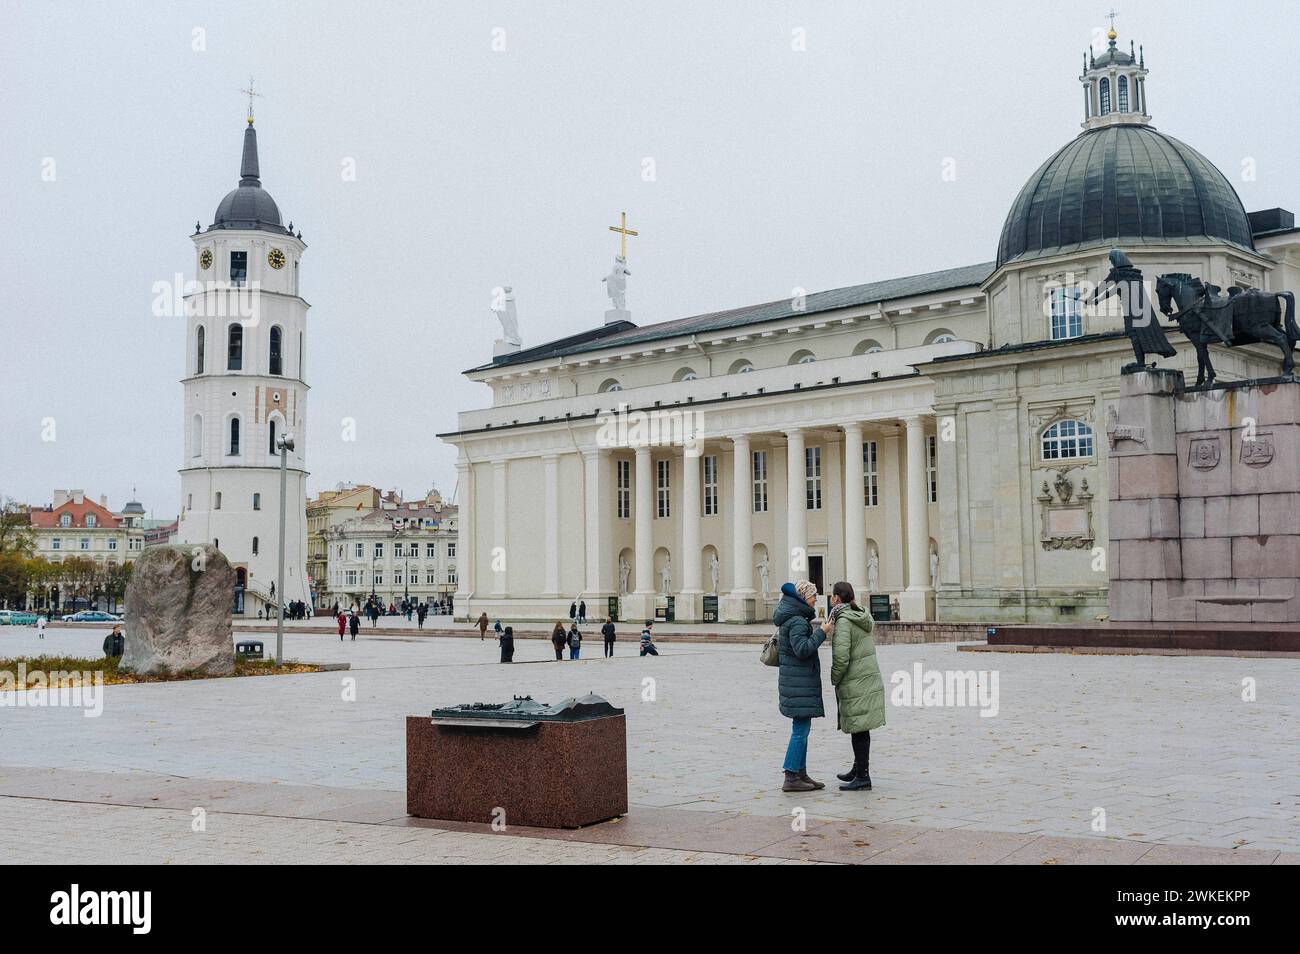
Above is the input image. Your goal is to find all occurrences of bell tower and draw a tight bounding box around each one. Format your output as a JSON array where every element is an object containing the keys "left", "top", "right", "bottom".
[{"left": 176, "top": 109, "right": 311, "bottom": 615}]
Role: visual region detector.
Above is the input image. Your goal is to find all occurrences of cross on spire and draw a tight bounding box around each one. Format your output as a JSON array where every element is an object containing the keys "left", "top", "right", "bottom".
[
  {"left": 608, "top": 211, "right": 639, "bottom": 259},
  {"left": 1106, "top": 8, "right": 1119, "bottom": 39},
  {"left": 239, "top": 76, "right": 262, "bottom": 125}
]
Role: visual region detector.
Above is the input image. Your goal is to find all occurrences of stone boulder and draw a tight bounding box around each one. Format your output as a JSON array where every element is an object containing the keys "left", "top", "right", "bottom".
[{"left": 122, "top": 544, "right": 236, "bottom": 676}]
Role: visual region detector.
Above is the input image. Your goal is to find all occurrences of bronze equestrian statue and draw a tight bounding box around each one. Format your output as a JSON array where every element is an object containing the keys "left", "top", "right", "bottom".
[
  {"left": 1091, "top": 249, "right": 1177, "bottom": 373},
  {"left": 1155, "top": 272, "right": 1298, "bottom": 385}
]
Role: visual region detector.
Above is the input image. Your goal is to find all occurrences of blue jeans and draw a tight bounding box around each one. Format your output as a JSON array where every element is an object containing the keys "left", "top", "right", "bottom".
[
  {"left": 783, "top": 717, "right": 812, "bottom": 773},
  {"left": 569, "top": 647, "right": 580, "bottom": 659}
]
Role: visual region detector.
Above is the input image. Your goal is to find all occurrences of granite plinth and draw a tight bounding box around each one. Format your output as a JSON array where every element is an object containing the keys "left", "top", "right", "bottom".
[
  {"left": 986, "top": 622, "right": 1300, "bottom": 653},
  {"left": 406, "top": 713, "right": 628, "bottom": 829}
]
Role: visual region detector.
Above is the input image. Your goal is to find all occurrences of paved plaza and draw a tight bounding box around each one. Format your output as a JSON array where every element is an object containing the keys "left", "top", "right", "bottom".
[{"left": 1, "top": 624, "right": 1297, "bottom": 864}]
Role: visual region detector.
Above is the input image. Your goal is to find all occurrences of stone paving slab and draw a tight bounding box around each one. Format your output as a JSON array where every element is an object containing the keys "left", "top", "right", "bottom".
[
  {"left": 3, "top": 625, "right": 1298, "bottom": 860},
  {"left": 2, "top": 766, "right": 1295, "bottom": 865}
]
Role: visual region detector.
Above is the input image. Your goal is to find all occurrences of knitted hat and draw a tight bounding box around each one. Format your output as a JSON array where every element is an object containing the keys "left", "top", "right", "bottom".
[{"left": 795, "top": 580, "right": 818, "bottom": 602}]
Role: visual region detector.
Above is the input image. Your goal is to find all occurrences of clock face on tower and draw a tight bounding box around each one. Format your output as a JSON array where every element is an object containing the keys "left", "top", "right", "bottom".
[
  {"left": 199, "top": 249, "right": 213, "bottom": 270},
  {"left": 268, "top": 248, "right": 286, "bottom": 269}
]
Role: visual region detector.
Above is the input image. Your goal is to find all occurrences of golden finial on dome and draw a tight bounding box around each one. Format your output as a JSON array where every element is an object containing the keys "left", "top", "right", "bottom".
[{"left": 1106, "top": 9, "right": 1118, "bottom": 41}]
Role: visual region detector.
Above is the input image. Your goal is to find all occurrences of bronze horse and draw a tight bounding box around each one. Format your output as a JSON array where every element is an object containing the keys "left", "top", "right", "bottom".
[{"left": 1155, "top": 273, "right": 1298, "bottom": 385}]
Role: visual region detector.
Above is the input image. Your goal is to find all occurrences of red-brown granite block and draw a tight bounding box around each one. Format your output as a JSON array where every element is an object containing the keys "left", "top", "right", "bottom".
[{"left": 406, "top": 715, "right": 628, "bottom": 829}]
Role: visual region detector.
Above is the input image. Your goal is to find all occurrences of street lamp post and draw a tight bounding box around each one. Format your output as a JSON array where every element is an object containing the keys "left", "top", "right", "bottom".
[{"left": 274, "top": 431, "right": 295, "bottom": 667}]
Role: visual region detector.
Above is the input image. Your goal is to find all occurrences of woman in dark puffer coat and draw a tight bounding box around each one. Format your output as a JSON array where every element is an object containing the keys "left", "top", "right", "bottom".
[{"left": 773, "top": 579, "right": 826, "bottom": 792}]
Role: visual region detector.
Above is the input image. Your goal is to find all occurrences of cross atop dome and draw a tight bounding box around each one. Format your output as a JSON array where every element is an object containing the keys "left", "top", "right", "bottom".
[{"left": 1080, "top": 18, "right": 1150, "bottom": 131}]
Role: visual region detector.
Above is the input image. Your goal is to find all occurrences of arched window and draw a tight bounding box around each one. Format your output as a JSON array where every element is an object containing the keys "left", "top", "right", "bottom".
[
  {"left": 269, "top": 326, "right": 283, "bottom": 376},
  {"left": 227, "top": 323, "right": 243, "bottom": 370},
  {"left": 191, "top": 414, "right": 202, "bottom": 458},
  {"left": 673, "top": 367, "right": 698, "bottom": 382},
  {"left": 268, "top": 418, "right": 278, "bottom": 455},
  {"left": 195, "top": 326, "right": 205, "bottom": 374},
  {"left": 214, "top": 492, "right": 222, "bottom": 510},
  {"left": 853, "top": 339, "right": 884, "bottom": 355},
  {"left": 1041, "top": 419, "right": 1095, "bottom": 461},
  {"left": 788, "top": 349, "right": 816, "bottom": 365},
  {"left": 1117, "top": 75, "right": 1129, "bottom": 112},
  {"left": 1099, "top": 78, "right": 1111, "bottom": 115},
  {"left": 728, "top": 359, "right": 755, "bottom": 374},
  {"left": 252, "top": 536, "right": 259, "bottom": 556},
  {"left": 599, "top": 378, "right": 623, "bottom": 393},
  {"left": 228, "top": 417, "right": 241, "bottom": 456},
  {"left": 925, "top": 328, "right": 957, "bottom": 345}
]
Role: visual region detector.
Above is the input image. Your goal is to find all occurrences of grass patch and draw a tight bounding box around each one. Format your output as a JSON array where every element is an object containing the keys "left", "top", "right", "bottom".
[{"left": 0, "top": 655, "right": 323, "bottom": 687}]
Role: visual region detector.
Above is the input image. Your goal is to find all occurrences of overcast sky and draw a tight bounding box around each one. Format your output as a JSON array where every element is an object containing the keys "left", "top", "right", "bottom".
[{"left": 3, "top": 0, "right": 1297, "bottom": 517}]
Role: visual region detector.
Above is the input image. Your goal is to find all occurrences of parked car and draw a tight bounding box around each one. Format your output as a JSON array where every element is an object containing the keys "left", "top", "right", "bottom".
[
  {"left": 0, "top": 610, "right": 39, "bottom": 626},
  {"left": 61, "top": 611, "right": 122, "bottom": 623}
]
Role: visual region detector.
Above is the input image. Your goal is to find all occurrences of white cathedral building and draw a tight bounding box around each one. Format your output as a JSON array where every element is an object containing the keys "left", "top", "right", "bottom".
[
  {"left": 174, "top": 115, "right": 311, "bottom": 616},
  {"left": 443, "top": 29, "right": 1300, "bottom": 625}
]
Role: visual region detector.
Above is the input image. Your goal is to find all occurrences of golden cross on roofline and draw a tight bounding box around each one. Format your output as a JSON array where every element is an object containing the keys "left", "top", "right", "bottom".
[
  {"left": 608, "top": 211, "right": 639, "bottom": 259},
  {"left": 239, "top": 76, "right": 262, "bottom": 125},
  {"left": 1107, "top": 8, "right": 1119, "bottom": 34}
]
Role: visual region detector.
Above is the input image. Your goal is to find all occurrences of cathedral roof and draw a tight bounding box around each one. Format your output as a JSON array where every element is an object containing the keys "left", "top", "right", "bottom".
[
  {"left": 996, "top": 124, "right": 1255, "bottom": 266},
  {"left": 210, "top": 123, "right": 290, "bottom": 234},
  {"left": 471, "top": 261, "right": 994, "bottom": 372}
]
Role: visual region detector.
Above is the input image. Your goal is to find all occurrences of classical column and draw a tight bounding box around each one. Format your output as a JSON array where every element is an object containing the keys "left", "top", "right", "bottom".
[
  {"left": 583, "top": 449, "right": 607, "bottom": 599},
  {"left": 491, "top": 459, "right": 507, "bottom": 597},
  {"left": 679, "top": 443, "right": 702, "bottom": 620},
  {"left": 842, "top": 423, "right": 867, "bottom": 599},
  {"left": 785, "top": 428, "right": 807, "bottom": 579},
  {"left": 453, "top": 460, "right": 473, "bottom": 614},
  {"left": 898, "top": 415, "right": 932, "bottom": 620},
  {"left": 543, "top": 453, "right": 560, "bottom": 596},
  {"left": 633, "top": 445, "right": 654, "bottom": 597},
  {"left": 724, "top": 433, "right": 755, "bottom": 621}
]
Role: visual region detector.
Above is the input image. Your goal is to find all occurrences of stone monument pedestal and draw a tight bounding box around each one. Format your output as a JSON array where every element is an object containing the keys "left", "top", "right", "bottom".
[
  {"left": 407, "top": 696, "right": 627, "bottom": 829},
  {"left": 1109, "top": 370, "right": 1300, "bottom": 623}
]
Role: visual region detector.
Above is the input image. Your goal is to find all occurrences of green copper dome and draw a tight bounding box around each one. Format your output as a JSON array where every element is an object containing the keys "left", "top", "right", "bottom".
[{"left": 996, "top": 124, "right": 1255, "bottom": 266}]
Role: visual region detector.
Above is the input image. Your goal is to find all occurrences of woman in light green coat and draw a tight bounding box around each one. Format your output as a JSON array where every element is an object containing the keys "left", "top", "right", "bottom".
[{"left": 819, "top": 581, "right": 885, "bottom": 791}]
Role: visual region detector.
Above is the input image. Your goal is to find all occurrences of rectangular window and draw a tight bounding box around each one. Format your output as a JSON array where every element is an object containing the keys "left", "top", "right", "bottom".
[
  {"left": 80, "top": 538, "right": 90, "bottom": 550},
  {"left": 394, "top": 543, "right": 404, "bottom": 558},
  {"left": 927, "top": 435, "right": 938, "bottom": 503},
  {"left": 752, "top": 450, "right": 768, "bottom": 513},
  {"left": 374, "top": 543, "right": 384, "bottom": 559},
  {"left": 345, "top": 570, "right": 358, "bottom": 586},
  {"left": 656, "top": 459, "right": 671, "bottom": 518},
  {"left": 702, "top": 455, "right": 718, "bottom": 516},
  {"left": 230, "top": 250, "right": 248, "bottom": 286},
  {"left": 616, "top": 459, "right": 631, "bottom": 519},
  {"left": 52, "top": 539, "right": 61, "bottom": 550},
  {"left": 108, "top": 538, "right": 118, "bottom": 551},
  {"left": 426, "top": 543, "right": 436, "bottom": 558},
  {"left": 447, "top": 568, "right": 458, "bottom": 585},
  {"left": 394, "top": 571, "right": 403, "bottom": 585},
  {"left": 426, "top": 572, "right": 436, "bottom": 585},
  {"left": 252, "top": 492, "right": 261, "bottom": 511},
  {"left": 805, "top": 447, "right": 822, "bottom": 511},
  {"left": 214, "top": 491, "right": 222, "bottom": 510},
  {"left": 447, "top": 542, "right": 456, "bottom": 559},
  {"left": 863, "top": 440, "right": 879, "bottom": 507},
  {"left": 1048, "top": 286, "right": 1083, "bottom": 340},
  {"left": 354, "top": 543, "right": 363, "bottom": 559},
  {"left": 374, "top": 573, "right": 383, "bottom": 586}
]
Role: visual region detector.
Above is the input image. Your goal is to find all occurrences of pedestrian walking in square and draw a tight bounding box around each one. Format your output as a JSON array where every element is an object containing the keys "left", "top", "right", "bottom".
[{"left": 639, "top": 621, "right": 658, "bottom": 656}]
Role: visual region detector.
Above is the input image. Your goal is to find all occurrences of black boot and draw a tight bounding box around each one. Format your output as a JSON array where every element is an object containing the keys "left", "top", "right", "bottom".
[
  {"left": 839, "top": 770, "right": 872, "bottom": 791},
  {"left": 836, "top": 766, "right": 858, "bottom": 782}
]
